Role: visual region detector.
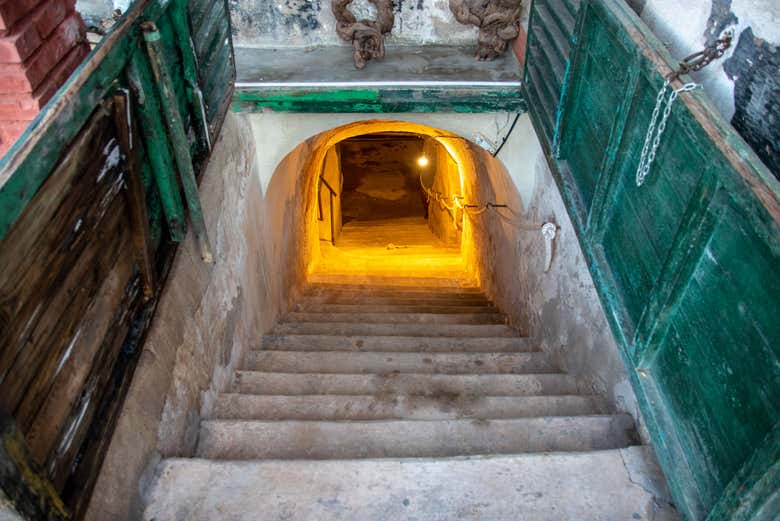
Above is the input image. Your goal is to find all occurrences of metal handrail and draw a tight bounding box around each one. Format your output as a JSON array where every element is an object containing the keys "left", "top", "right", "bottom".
[{"left": 318, "top": 176, "right": 338, "bottom": 245}]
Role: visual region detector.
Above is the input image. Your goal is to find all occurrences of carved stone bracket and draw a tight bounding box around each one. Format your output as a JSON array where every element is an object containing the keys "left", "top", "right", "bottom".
[
  {"left": 449, "top": 0, "right": 522, "bottom": 61},
  {"left": 333, "top": 0, "right": 394, "bottom": 69}
]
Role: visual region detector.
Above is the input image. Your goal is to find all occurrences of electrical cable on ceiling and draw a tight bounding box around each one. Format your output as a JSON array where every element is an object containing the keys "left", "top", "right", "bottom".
[{"left": 492, "top": 113, "right": 521, "bottom": 157}]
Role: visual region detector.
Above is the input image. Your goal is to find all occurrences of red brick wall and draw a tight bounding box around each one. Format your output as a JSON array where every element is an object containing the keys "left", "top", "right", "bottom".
[{"left": 0, "top": 0, "right": 89, "bottom": 156}]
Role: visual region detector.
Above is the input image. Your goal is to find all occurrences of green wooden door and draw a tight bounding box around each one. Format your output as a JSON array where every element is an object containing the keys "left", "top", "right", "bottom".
[
  {"left": 523, "top": 0, "right": 780, "bottom": 519},
  {"left": 188, "top": 0, "right": 235, "bottom": 142}
]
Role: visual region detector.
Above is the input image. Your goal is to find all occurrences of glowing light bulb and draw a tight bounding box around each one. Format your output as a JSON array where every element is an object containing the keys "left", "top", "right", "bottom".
[{"left": 417, "top": 156, "right": 429, "bottom": 167}]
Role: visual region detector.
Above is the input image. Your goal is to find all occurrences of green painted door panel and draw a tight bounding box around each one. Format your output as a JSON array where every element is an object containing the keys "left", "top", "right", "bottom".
[
  {"left": 643, "top": 192, "right": 780, "bottom": 507},
  {"left": 188, "top": 0, "right": 235, "bottom": 142},
  {"left": 523, "top": 0, "right": 780, "bottom": 518},
  {"left": 0, "top": 0, "right": 236, "bottom": 240},
  {"left": 523, "top": 0, "right": 578, "bottom": 145},
  {"left": 557, "top": 3, "right": 633, "bottom": 216},
  {"left": 596, "top": 67, "right": 718, "bottom": 337}
]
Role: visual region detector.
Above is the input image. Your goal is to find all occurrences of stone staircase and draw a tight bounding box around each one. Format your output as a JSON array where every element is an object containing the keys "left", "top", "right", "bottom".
[
  {"left": 196, "top": 280, "right": 637, "bottom": 461},
  {"left": 143, "top": 219, "right": 676, "bottom": 520},
  {"left": 144, "top": 279, "right": 677, "bottom": 520}
]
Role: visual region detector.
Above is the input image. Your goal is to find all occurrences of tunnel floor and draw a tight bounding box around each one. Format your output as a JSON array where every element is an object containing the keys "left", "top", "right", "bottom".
[{"left": 315, "top": 217, "right": 468, "bottom": 285}]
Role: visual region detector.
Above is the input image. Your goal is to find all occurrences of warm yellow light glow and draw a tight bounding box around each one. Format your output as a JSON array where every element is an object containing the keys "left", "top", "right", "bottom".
[
  {"left": 417, "top": 156, "right": 429, "bottom": 167},
  {"left": 297, "top": 119, "right": 476, "bottom": 271},
  {"left": 316, "top": 217, "right": 466, "bottom": 280}
]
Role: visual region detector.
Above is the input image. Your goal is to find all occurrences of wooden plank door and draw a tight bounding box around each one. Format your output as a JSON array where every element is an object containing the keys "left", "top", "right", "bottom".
[
  {"left": 523, "top": 0, "right": 780, "bottom": 518},
  {"left": 0, "top": 0, "right": 236, "bottom": 518}
]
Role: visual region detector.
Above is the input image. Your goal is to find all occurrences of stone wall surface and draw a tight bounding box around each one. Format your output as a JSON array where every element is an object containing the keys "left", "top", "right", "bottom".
[
  {"left": 229, "top": 0, "right": 478, "bottom": 48},
  {"left": 84, "top": 112, "right": 310, "bottom": 521},
  {"left": 459, "top": 136, "right": 531, "bottom": 336},
  {"left": 459, "top": 115, "right": 645, "bottom": 439},
  {"left": 423, "top": 138, "right": 462, "bottom": 247},
  {"left": 338, "top": 137, "right": 424, "bottom": 222},
  {"left": 511, "top": 118, "right": 647, "bottom": 438},
  {"left": 317, "top": 145, "right": 342, "bottom": 242}
]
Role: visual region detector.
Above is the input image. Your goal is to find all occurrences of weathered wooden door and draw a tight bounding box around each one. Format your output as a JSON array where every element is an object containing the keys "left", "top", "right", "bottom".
[
  {"left": 524, "top": 0, "right": 780, "bottom": 519},
  {"left": 0, "top": 1, "right": 234, "bottom": 519}
]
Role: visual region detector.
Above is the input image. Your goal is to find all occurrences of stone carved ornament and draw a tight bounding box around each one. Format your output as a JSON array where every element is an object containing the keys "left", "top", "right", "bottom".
[
  {"left": 449, "top": 0, "right": 522, "bottom": 61},
  {"left": 333, "top": 0, "right": 395, "bottom": 69}
]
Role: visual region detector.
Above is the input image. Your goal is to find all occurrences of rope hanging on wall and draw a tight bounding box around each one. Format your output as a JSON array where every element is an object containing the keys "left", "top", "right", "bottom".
[
  {"left": 332, "top": 0, "right": 394, "bottom": 69},
  {"left": 448, "top": 0, "right": 521, "bottom": 61}
]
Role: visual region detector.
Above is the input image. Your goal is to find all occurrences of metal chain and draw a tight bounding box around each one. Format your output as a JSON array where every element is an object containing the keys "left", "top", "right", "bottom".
[
  {"left": 635, "top": 81, "right": 701, "bottom": 186},
  {"left": 635, "top": 79, "right": 670, "bottom": 186},
  {"left": 634, "top": 32, "right": 732, "bottom": 187},
  {"left": 670, "top": 32, "right": 733, "bottom": 81}
]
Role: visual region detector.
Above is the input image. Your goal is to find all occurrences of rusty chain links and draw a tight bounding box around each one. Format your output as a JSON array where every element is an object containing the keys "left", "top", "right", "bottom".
[{"left": 668, "top": 32, "right": 734, "bottom": 81}]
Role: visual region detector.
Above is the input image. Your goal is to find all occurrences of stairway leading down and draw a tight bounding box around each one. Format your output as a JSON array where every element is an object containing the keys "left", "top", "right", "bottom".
[{"left": 144, "top": 276, "right": 677, "bottom": 520}]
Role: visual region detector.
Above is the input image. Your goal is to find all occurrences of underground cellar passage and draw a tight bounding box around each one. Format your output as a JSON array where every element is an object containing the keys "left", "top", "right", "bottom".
[
  {"left": 317, "top": 130, "right": 466, "bottom": 281},
  {"left": 0, "top": 0, "right": 778, "bottom": 520},
  {"left": 135, "top": 115, "right": 669, "bottom": 519}
]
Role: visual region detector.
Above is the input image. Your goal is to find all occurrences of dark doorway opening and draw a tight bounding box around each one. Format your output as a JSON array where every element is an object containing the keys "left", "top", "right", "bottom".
[{"left": 338, "top": 133, "right": 427, "bottom": 224}]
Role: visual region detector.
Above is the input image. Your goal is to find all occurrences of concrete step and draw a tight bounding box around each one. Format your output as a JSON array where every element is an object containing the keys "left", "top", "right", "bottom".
[
  {"left": 335, "top": 229, "right": 444, "bottom": 236},
  {"left": 307, "top": 274, "right": 477, "bottom": 287},
  {"left": 337, "top": 226, "right": 443, "bottom": 233},
  {"left": 316, "top": 268, "right": 471, "bottom": 279},
  {"left": 144, "top": 447, "right": 677, "bottom": 521},
  {"left": 340, "top": 220, "right": 434, "bottom": 229},
  {"left": 337, "top": 232, "right": 440, "bottom": 239},
  {"left": 337, "top": 233, "right": 440, "bottom": 240},
  {"left": 235, "top": 372, "right": 585, "bottom": 396},
  {"left": 331, "top": 243, "right": 461, "bottom": 253},
  {"left": 271, "top": 322, "right": 519, "bottom": 337},
  {"left": 282, "top": 311, "right": 506, "bottom": 325},
  {"left": 213, "top": 394, "right": 604, "bottom": 421},
  {"left": 336, "top": 227, "right": 441, "bottom": 235},
  {"left": 341, "top": 216, "right": 429, "bottom": 226},
  {"left": 319, "top": 251, "right": 464, "bottom": 259},
  {"left": 305, "top": 282, "right": 483, "bottom": 295},
  {"left": 261, "top": 334, "right": 531, "bottom": 352},
  {"left": 291, "top": 303, "right": 498, "bottom": 314},
  {"left": 244, "top": 351, "right": 555, "bottom": 374},
  {"left": 300, "top": 294, "right": 493, "bottom": 307},
  {"left": 331, "top": 240, "right": 458, "bottom": 249},
  {"left": 196, "top": 415, "right": 638, "bottom": 459},
  {"left": 335, "top": 232, "right": 449, "bottom": 241}
]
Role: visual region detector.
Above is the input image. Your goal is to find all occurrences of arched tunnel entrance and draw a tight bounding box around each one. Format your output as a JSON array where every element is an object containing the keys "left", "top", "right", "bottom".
[
  {"left": 314, "top": 129, "right": 468, "bottom": 283},
  {"left": 262, "top": 117, "right": 523, "bottom": 297},
  {"left": 256, "top": 120, "right": 526, "bottom": 296}
]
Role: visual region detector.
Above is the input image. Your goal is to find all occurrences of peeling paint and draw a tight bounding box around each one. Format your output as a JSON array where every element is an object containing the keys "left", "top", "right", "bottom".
[
  {"left": 54, "top": 329, "right": 82, "bottom": 378},
  {"left": 97, "top": 139, "right": 121, "bottom": 183},
  {"left": 228, "top": 0, "right": 478, "bottom": 47},
  {"left": 724, "top": 27, "right": 780, "bottom": 180},
  {"left": 704, "top": 0, "right": 738, "bottom": 45}
]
